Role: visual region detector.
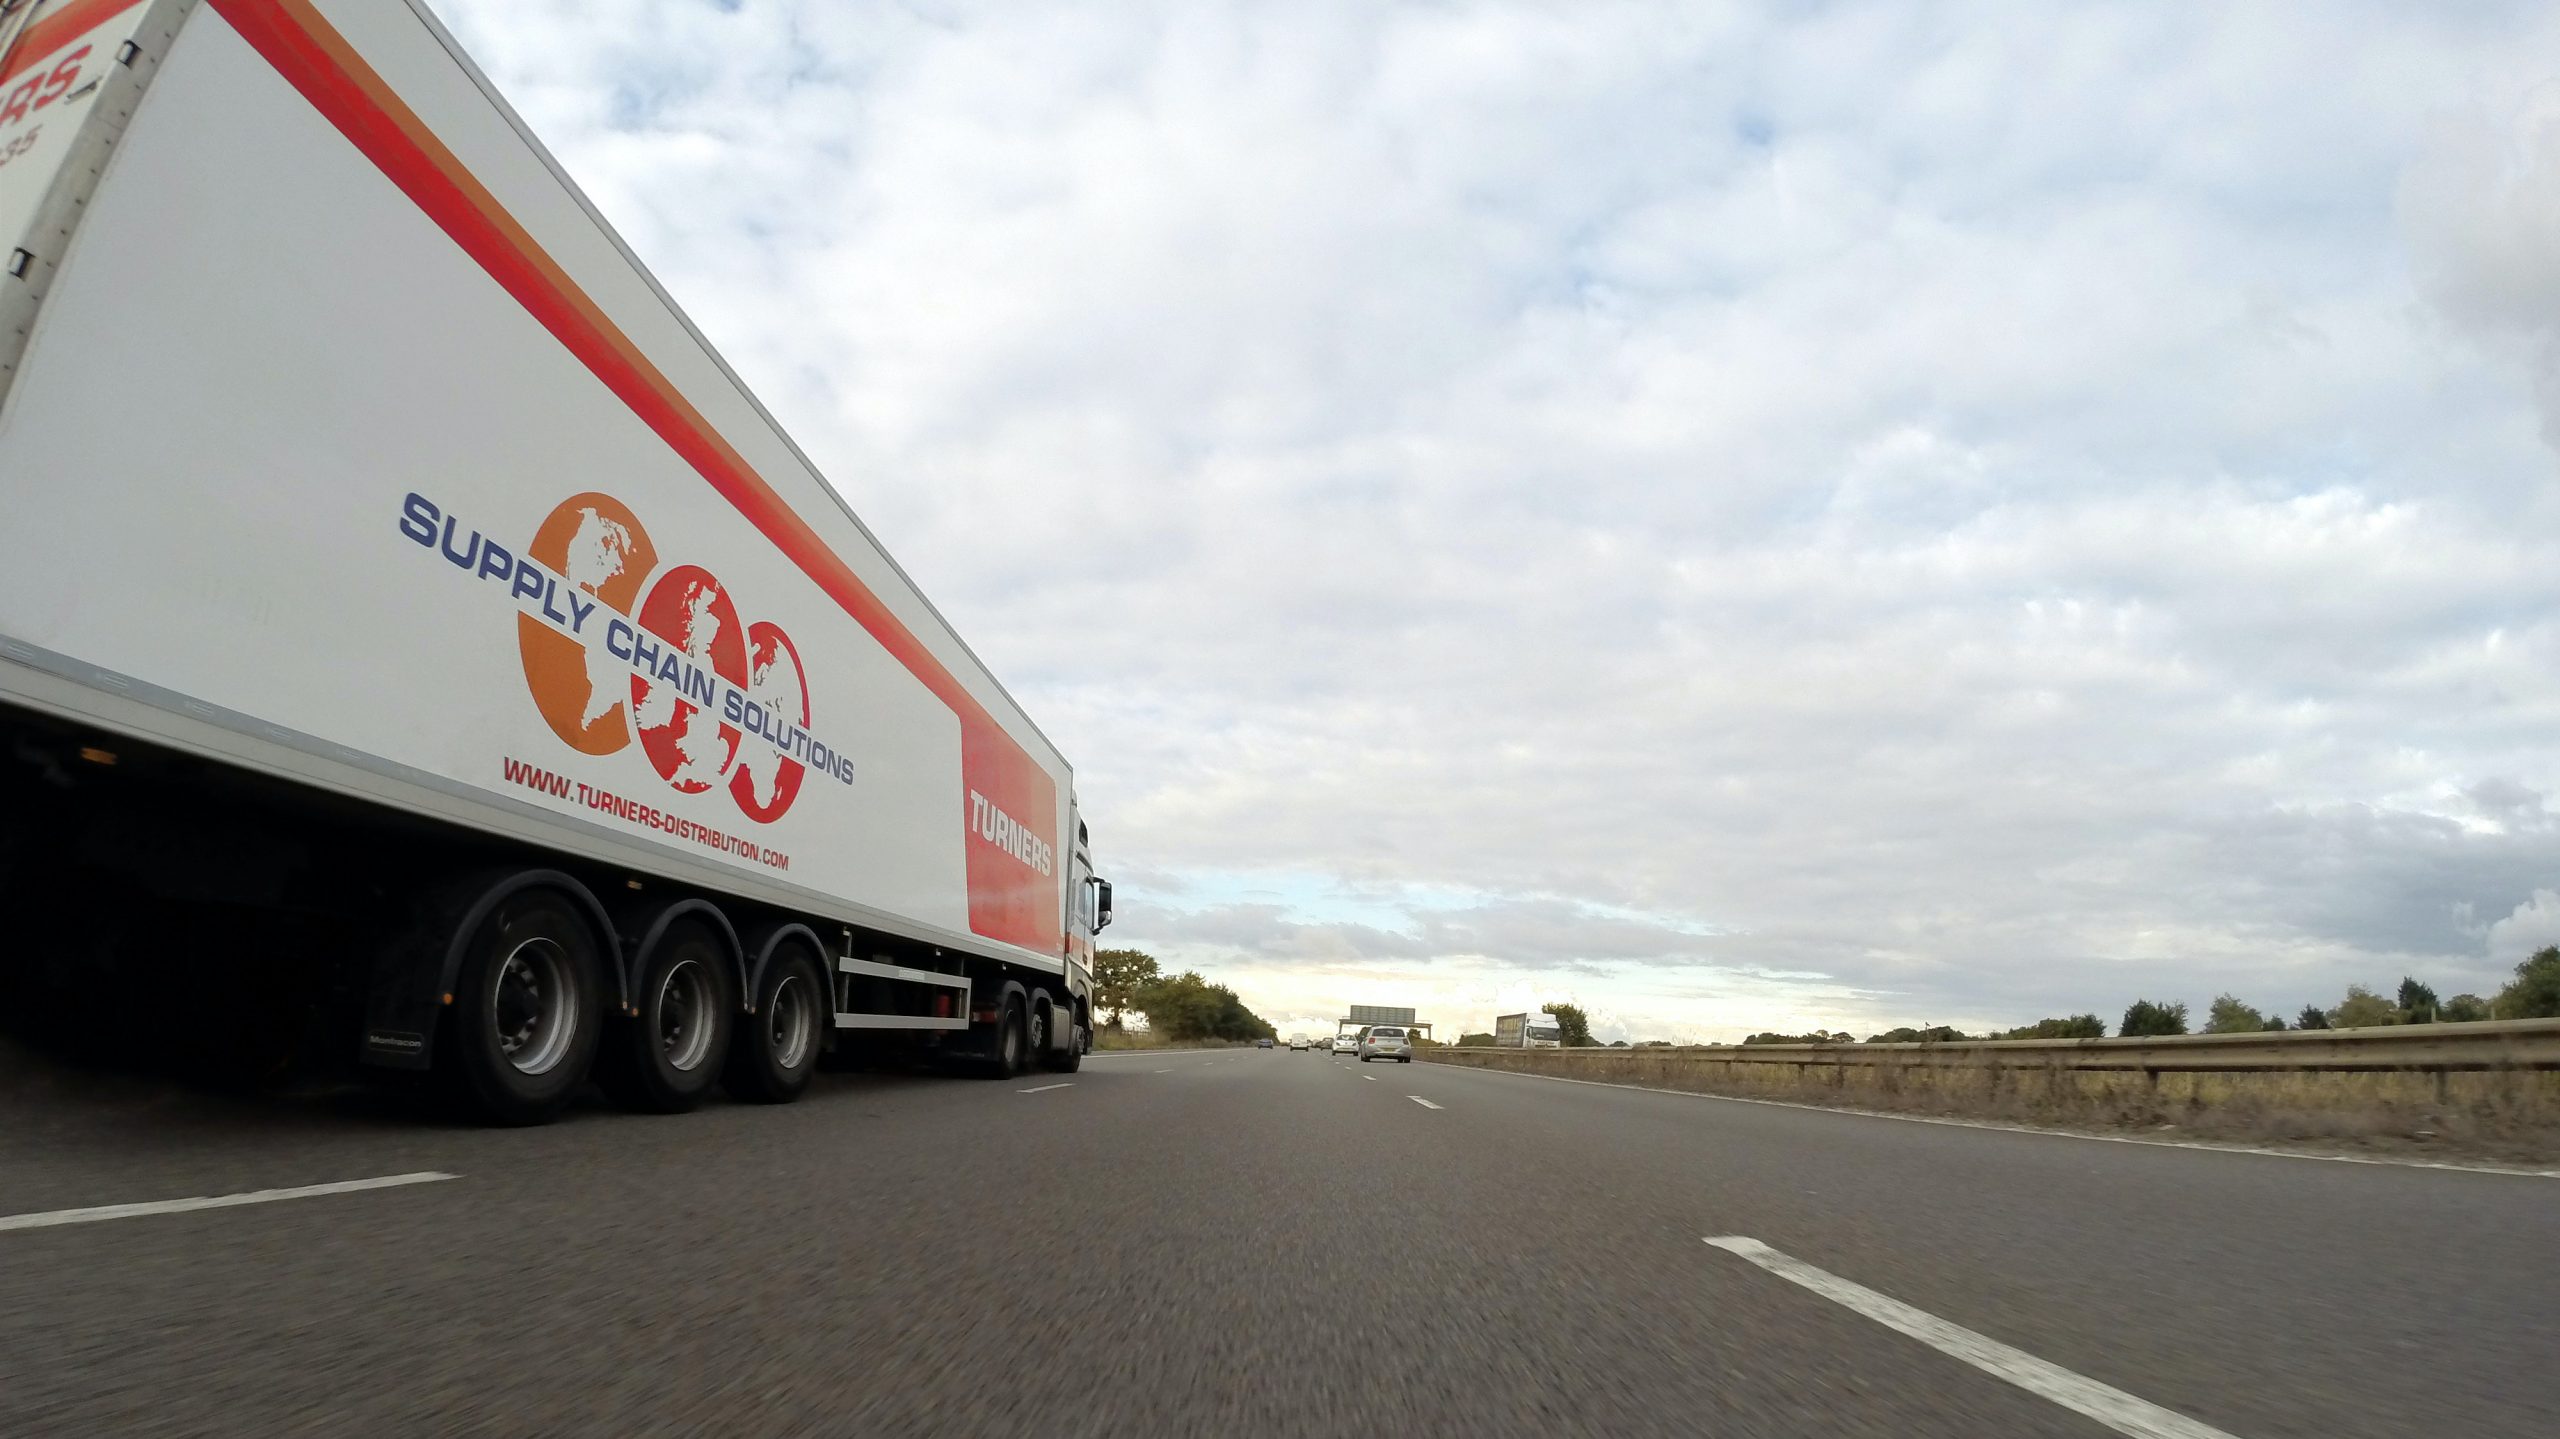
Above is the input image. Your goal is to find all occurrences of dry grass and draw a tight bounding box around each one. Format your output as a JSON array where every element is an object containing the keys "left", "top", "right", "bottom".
[{"left": 1426, "top": 1048, "right": 2560, "bottom": 1166}]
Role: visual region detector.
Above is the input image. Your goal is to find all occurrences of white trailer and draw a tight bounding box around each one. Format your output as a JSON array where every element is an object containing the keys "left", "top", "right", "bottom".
[
  {"left": 1492, "top": 1012, "right": 1563, "bottom": 1048},
  {"left": 0, "top": 0, "right": 1111, "bottom": 1121}
]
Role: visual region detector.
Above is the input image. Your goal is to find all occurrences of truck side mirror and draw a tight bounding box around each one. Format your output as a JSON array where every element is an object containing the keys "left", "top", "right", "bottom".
[{"left": 1095, "top": 879, "right": 1114, "bottom": 931}]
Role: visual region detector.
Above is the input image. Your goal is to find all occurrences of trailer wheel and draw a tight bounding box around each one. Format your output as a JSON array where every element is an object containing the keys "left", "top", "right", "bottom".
[
  {"left": 600, "top": 921, "right": 735, "bottom": 1113},
  {"left": 723, "top": 947, "right": 823, "bottom": 1104},
  {"left": 442, "top": 891, "right": 604, "bottom": 1126}
]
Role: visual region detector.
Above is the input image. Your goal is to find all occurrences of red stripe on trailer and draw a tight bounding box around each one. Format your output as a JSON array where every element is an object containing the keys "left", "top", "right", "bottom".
[
  {"left": 0, "top": 0, "right": 144, "bottom": 88},
  {"left": 206, "top": 0, "right": 1062, "bottom": 954}
]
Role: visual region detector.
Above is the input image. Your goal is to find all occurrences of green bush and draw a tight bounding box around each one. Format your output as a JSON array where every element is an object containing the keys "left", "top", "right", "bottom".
[
  {"left": 2203, "top": 995, "right": 2266, "bottom": 1034},
  {"left": 2119, "top": 1000, "right": 2189, "bottom": 1037},
  {"left": 2329, "top": 985, "right": 2398, "bottom": 1029},
  {"left": 2397, "top": 977, "right": 2439, "bottom": 1024},
  {"left": 1131, "top": 971, "right": 1275, "bottom": 1042},
  {"left": 1094, "top": 948, "right": 1161, "bottom": 1027},
  {"left": 1864, "top": 1025, "right": 1970, "bottom": 1044},
  {"left": 2494, "top": 948, "right": 2560, "bottom": 1019},
  {"left": 1995, "top": 1015, "right": 2106, "bottom": 1040}
]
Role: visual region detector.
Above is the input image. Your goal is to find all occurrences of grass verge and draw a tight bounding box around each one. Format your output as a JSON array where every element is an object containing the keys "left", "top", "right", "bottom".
[{"left": 1424, "top": 1048, "right": 2560, "bottom": 1166}]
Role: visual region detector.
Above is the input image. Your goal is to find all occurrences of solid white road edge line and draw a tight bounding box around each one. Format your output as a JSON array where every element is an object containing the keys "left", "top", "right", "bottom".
[
  {"left": 1409, "top": 1096, "right": 1444, "bottom": 1110},
  {"left": 1427, "top": 1064, "right": 2560, "bottom": 1180},
  {"left": 0, "top": 1172, "right": 457, "bottom": 1234},
  {"left": 1703, "top": 1237, "right": 2239, "bottom": 1439},
  {"left": 1018, "top": 1083, "right": 1075, "bottom": 1094}
]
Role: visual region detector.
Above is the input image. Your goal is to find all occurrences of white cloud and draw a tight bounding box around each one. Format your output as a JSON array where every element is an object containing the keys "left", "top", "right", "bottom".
[
  {"left": 430, "top": 0, "right": 2560, "bottom": 1040},
  {"left": 2405, "top": 81, "right": 2560, "bottom": 445},
  {"left": 2485, "top": 889, "right": 2560, "bottom": 966}
]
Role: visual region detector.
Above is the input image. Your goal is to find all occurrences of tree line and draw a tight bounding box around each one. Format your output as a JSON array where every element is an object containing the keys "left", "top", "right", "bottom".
[
  {"left": 1086, "top": 947, "right": 2560, "bottom": 1050},
  {"left": 1737, "top": 947, "right": 2560, "bottom": 1044},
  {"left": 1092, "top": 948, "right": 1276, "bottom": 1043}
]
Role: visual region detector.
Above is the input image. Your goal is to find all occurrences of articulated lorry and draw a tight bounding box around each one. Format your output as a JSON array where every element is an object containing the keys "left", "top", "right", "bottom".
[
  {"left": 0, "top": 0, "right": 1110, "bottom": 1122},
  {"left": 1493, "top": 1012, "right": 1564, "bottom": 1048}
]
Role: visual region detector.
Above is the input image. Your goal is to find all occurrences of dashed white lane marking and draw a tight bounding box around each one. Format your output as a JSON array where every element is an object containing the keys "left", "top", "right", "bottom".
[
  {"left": 1703, "top": 1237, "right": 2239, "bottom": 1439},
  {"left": 0, "top": 1172, "right": 457, "bottom": 1234},
  {"left": 1153, "top": 1068, "right": 1173, "bottom": 1073},
  {"left": 1362, "top": 1074, "right": 1378, "bottom": 1082},
  {"left": 1409, "top": 1096, "right": 1444, "bottom": 1110},
  {"left": 1018, "top": 1083, "right": 1075, "bottom": 1094}
]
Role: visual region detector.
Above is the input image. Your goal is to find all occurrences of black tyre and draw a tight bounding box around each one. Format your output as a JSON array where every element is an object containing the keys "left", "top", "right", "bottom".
[
  {"left": 977, "top": 995, "right": 1029, "bottom": 1080},
  {"left": 1042, "top": 1007, "right": 1084, "bottom": 1073},
  {"left": 599, "top": 921, "right": 735, "bottom": 1113},
  {"left": 441, "top": 890, "right": 604, "bottom": 1126},
  {"left": 724, "top": 946, "right": 823, "bottom": 1104}
]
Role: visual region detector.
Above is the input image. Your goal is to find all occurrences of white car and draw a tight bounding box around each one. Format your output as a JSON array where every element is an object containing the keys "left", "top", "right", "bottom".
[
  {"left": 1288, "top": 1036, "right": 1311, "bottom": 1051},
  {"left": 1357, "top": 1026, "right": 1414, "bottom": 1062},
  {"left": 1329, "top": 1035, "right": 1358, "bottom": 1055}
]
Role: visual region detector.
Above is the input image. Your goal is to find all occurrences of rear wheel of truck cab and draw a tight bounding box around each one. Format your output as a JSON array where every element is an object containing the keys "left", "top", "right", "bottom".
[
  {"left": 1042, "top": 1011, "right": 1084, "bottom": 1073},
  {"left": 979, "top": 995, "right": 1028, "bottom": 1080},
  {"left": 724, "top": 947, "right": 822, "bottom": 1104},
  {"left": 600, "top": 922, "right": 735, "bottom": 1113},
  {"left": 442, "top": 892, "right": 604, "bottom": 1126}
]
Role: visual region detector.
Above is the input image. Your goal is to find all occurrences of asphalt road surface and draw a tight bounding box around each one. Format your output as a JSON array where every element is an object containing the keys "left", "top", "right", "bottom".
[{"left": 3, "top": 1045, "right": 2555, "bottom": 1438}]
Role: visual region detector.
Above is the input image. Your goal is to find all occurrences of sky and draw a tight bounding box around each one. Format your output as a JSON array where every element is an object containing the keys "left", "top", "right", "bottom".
[{"left": 429, "top": 0, "right": 2560, "bottom": 1043}]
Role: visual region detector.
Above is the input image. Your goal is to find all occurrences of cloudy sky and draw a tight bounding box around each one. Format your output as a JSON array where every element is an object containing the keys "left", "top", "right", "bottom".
[{"left": 431, "top": 0, "right": 2560, "bottom": 1042}]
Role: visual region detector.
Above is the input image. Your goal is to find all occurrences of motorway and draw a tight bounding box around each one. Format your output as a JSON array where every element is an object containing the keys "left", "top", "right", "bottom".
[{"left": 2, "top": 1046, "right": 2555, "bottom": 1437}]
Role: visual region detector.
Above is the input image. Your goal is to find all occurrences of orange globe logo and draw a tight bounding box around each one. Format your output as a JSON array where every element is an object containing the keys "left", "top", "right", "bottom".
[{"left": 515, "top": 495, "right": 813, "bottom": 822}]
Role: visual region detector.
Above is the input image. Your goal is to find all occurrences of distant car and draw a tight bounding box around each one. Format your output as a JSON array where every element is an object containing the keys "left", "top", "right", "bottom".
[
  {"left": 1357, "top": 1026, "right": 1413, "bottom": 1063},
  {"left": 1330, "top": 1035, "right": 1358, "bottom": 1055},
  {"left": 1255, "top": 1037, "right": 1274, "bottom": 1048},
  {"left": 1289, "top": 1037, "right": 1310, "bottom": 1051}
]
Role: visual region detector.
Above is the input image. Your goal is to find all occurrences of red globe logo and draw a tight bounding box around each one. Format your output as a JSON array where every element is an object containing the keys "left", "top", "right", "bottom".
[{"left": 516, "top": 495, "right": 819, "bottom": 823}]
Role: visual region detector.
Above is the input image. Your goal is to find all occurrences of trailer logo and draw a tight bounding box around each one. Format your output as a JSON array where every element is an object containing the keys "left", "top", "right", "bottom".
[{"left": 397, "top": 491, "right": 854, "bottom": 823}]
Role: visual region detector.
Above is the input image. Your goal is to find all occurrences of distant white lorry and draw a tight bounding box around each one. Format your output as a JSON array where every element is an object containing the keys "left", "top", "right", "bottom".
[{"left": 1494, "top": 1012, "right": 1564, "bottom": 1048}]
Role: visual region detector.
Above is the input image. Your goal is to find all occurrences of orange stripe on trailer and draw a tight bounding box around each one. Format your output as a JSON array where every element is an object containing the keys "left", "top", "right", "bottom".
[
  {"left": 0, "top": 0, "right": 145, "bottom": 88},
  {"left": 216, "top": 0, "right": 1006, "bottom": 745}
]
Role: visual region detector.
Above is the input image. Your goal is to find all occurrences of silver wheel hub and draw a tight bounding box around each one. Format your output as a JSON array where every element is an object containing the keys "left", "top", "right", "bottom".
[
  {"left": 656, "top": 958, "right": 716, "bottom": 1072},
  {"left": 492, "top": 938, "right": 578, "bottom": 1077},
  {"left": 767, "top": 974, "right": 815, "bottom": 1071}
]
